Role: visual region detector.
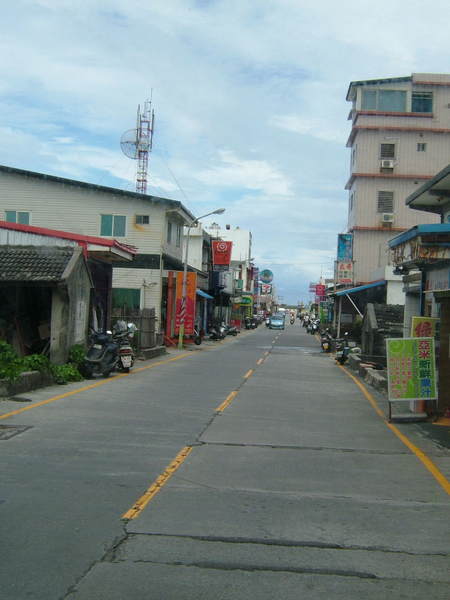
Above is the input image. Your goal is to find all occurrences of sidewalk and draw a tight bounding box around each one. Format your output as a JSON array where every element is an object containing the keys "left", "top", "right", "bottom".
[{"left": 68, "top": 327, "right": 450, "bottom": 599}]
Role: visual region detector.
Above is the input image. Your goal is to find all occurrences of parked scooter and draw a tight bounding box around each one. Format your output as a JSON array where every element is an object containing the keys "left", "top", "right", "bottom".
[
  {"left": 335, "top": 332, "right": 350, "bottom": 364},
  {"left": 320, "top": 328, "right": 333, "bottom": 353},
  {"left": 113, "top": 321, "right": 137, "bottom": 372},
  {"left": 82, "top": 329, "right": 119, "bottom": 378},
  {"left": 223, "top": 322, "right": 239, "bottom": 336},
  {"left": 209, "top": 322, "right": 226, "bottom": 340},
  {"left": 290, "top": 316, "right": 295, "bottom": 325}
]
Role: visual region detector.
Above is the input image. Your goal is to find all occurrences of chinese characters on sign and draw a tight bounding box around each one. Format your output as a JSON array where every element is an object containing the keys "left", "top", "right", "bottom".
[
  {"left": 337, "top": 233, "right": 353, "bottom": 261},
  {"left": 386, "top": 338, "right": 437, "bottom": 402},
  {"left": 410, "top": 316, "right": 439, "bottom": 338},
  {"left": 335, "top": 261, "right": 354, "bottom": 285},
  {"left": 212, "top": 241, "right": 233, "bottom": 269}
]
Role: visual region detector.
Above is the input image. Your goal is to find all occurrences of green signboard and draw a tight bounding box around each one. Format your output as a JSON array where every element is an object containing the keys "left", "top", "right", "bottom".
[{"left": 386, "top": 338, "right": 437, "bottom": 402}]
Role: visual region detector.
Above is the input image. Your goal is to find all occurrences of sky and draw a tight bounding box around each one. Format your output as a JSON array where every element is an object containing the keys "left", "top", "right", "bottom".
[{"left": 1, "top": 0, "right": 450, "bottom": 304}]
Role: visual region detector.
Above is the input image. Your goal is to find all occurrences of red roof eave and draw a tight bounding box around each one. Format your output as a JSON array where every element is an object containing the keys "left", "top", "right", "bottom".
[{"left": 0, "top": 221, "right": 137, "bottom": 256}]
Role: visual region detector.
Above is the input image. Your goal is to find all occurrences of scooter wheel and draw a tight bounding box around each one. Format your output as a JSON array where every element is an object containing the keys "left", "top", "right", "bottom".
[
  {"left": 194, "top": 336, "right": 202, "bottom": 345},
  {"left": 122, "top": 367, "right": 130, "bottom": 373},
  {"left": 102, "top": 370, "right": 112, "bottom": 377}
]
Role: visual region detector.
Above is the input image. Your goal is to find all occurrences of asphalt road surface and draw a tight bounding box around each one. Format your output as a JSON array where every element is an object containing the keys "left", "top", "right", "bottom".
[{"left": 1, "top": 322, "right": 449, "bottom": 599}]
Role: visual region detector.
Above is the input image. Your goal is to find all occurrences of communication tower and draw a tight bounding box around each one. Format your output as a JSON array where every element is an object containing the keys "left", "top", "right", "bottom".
[{"left": 120, "top": 99, "right": 155, "bottom": 194}]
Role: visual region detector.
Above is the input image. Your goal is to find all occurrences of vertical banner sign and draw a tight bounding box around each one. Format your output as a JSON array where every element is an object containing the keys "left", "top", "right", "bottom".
[
  {"left": 337, "top": 233, "right": 353, "bottom": 261},
  {"left": 386, "top": 338, "right": 437, "bottom": 402},
  {"left": 335, "top": 261, "right": 354, "bottom": 285},
  {"left": 315, "top": 284, "right": 326, "bottom": 303},
  {"left": 175, "top": 272, "right": 197, "bottom": 335},
  {"left": 212, "top": 241, "right": 233, "bottom": 269},
  {"left": 410, "top": 316, "right": 439, "bottom": 338}
]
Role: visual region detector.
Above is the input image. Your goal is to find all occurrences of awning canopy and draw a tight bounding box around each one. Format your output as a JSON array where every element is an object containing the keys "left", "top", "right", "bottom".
[
  {"left": 335, "top": 280, "right": 386, "bottom": 296},
  {"left": 196, "top": 289, "right": 214, "bottom": 300}
]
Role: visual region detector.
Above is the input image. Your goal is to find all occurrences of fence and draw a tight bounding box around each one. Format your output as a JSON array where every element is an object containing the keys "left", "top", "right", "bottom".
[{"left": 111, "top": 307, "right": 158, "bottom": 352}]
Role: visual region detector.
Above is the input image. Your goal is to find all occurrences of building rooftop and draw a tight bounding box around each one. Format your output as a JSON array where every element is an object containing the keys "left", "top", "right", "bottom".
[{"left": 0, "top": 246, "right": 74, "bottom": 282}]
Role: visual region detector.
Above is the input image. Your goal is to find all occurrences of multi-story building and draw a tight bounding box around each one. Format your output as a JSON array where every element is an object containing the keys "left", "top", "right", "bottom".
[{"left": 345, "top": 73, "right": 450, "bottom": 285}]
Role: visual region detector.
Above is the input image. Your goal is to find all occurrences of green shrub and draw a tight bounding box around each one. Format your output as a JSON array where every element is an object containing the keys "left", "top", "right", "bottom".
[
  {"left": 0, "top": 341, "right": 23, "bottom": 382},
  {"left": 50, "top": 363, "right": 84, "bottom": 385},
  {"left": 22, "top": 354, "right": 50, "bottom": 373},
  {"left": 68, "top": 344, "right": 85, "bottom": 368}
]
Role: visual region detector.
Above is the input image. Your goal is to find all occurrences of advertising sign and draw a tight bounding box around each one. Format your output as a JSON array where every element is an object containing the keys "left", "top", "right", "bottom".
[
  {"left": 337, "top": 233, "right": 353, "bottom": 261},
  {"left": 260, "top": 269, "right": 274, "bottom": 283},
  {"left": 410, "top": 317, "right": 439, "bottom": 338},
  {"left": 212, "top": 241, "right": 233, "bottom": 267},
  {"left": 335, "top": 261, "right": 354, "bottom": 285},
  {"left": 240, "top": 295, "right": 253, "bottom": 306},
  {"left": 315, "top": 284, "right": 326, "bottom": 301},
  {"left": 386, "top": 338, "right": 437, "bottom": 402},
  {"left": 261, "top": 283, "right": 272, "bottom": 295},
  {"left": 174, "top": 271, "right": 197, "bottom": 335}
]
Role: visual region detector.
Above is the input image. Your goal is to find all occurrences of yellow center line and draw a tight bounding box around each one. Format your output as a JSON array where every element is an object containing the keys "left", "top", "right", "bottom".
[
  {"left": 340, "top": 365, "right": 450, "bottom": 496},
  {"left": 257, "top": 358, "right": 264, "bottom": 365},
  {"left": 0, "top": 352, "right": 191, "bottom": 421},
  {"left": 244, "top": 369, "right": 254, "bottom": 379},
  {"left": 122, "top": 445, "right": 193, "bottom": 520},
  {"left": 216, "top": 391, "right": 238, "bottom": 412}
]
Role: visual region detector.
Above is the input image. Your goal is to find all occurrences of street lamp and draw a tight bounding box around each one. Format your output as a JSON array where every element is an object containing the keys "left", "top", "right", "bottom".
[{"left": 178, "top": 208, "right": 226, "bottom": 349}]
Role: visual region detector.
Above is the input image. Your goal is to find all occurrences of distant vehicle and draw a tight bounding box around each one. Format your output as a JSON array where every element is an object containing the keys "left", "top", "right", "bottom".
[{"left": 268, "top": 316, "right": 285, "bottom": 330}]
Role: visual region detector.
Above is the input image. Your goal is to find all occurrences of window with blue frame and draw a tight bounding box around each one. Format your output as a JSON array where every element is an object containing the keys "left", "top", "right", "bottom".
[
  {"left": 100, "top": 214, "right": 126, "bottom": 237},
  {"left": 5, "top": 210, "right": 30, "bottom": 224}
]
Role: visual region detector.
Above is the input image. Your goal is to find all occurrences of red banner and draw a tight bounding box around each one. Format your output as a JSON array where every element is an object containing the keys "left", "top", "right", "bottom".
[
  {"left": 212, "top": 241, "right": 233, "bottom": 266},
  {"left": 174, "top": 271, "right": 197, "bottom": 335}
]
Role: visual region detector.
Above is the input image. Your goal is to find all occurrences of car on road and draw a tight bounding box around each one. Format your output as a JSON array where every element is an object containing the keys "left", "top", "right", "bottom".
[{"left": 268, "top": 315, "right": 285, "bottom": 330}]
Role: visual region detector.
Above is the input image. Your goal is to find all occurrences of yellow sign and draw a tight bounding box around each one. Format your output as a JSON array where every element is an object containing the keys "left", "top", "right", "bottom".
[{"left": 410, "top": 317, "right": 439, "bottom": 338}]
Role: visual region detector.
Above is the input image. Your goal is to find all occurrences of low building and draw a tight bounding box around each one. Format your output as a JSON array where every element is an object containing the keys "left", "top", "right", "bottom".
[{"left": 389, "top": 164, "right": 450, "bottom": 415}]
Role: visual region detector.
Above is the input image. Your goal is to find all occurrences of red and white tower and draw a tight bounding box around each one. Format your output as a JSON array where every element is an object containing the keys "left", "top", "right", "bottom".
[{"left": 121, "top": 99, "right": 155, "bottom": 195}]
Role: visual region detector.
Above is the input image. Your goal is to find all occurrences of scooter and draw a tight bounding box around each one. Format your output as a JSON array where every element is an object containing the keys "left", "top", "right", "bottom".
[
  {"left": 335, "top": 332, "right": 350, "bottom": 364},
  {"left": 223, "top": 323, "right": 239, "bottom": 336},
  {"left": 82, "top": 329, "right": 119, "bottom": 378},
  {"left": 320, "top": 328, "right": 333, "bottom": 352},
  {"left": 113, "top": 321, "right": 137, "bottom": 372},
  {"left": 209, "top": 323, "right": 226, "bottom": 340}
]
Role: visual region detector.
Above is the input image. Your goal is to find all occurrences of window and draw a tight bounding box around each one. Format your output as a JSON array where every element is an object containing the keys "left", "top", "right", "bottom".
[
  {"left": 351, "top": 144, "right": 357, "bottom": 166},
  {"left": 377, "top": 191, "right": 394, "bottom": 213},
  {"left": 176, "top": 224, "right": 182, "bottom": 248},
  {"left": 349, "top": 192, "right": 355, "bottom": 212},
  {"left": 135, "top": 215, "right": 150, "bottom": 225},
  {"left": 361, "top": 89, "right": 406, "bottom": 112},
  {"left": 100, "top": 214, "right": 126, "bottom": 237},
  {"left": 112, "top": 288, "right": 140, "bottom": 310},
  {"left": 380, "top": 143, "right": 395, "bottom": 159},
  {"left": 412, "top": 92, "right": 433, "bottom": 113},
  {"left": 167, "top": 221, "right": 173, "bottom": 244},
  {"left": 5, "top": 210, "right": 30, "bottom": 224},
  {"left": 417, "top": 142, "right": 427, "bottom": 152}
]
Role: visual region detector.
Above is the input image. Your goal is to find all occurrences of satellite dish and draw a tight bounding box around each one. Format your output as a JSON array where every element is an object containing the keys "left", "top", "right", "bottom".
[{"left": 120, "top": 128, "right": 140, "bottom": 159}]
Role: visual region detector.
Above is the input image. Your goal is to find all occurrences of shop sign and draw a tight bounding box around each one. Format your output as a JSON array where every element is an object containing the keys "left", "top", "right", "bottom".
[
  {"left": 174, "top": 271, "right": 197, "bottom": 335},
  {"left": 240, "top": 295, "right": 253, "bottom": 306},
  {"left": 261, "top": 283, "right": 272, "bottom": 294},
  {"left": 260, "top": 269, "right": 273, "bottom": 283},
  {"left": 386, "top": 338, "right": 437, "bottom": 401},
  {"left": 335, "top": 261, "right": 353, "bottom": 285},
  {"left": 425, "top": 267, "right": 450, "bottom": 292},
  {"left": 337, "top": 233, "right": 353, "bottom": 261},
  {"left": 410, "top": 317, "right": 439, "bottom": 338},
  {"left": 212, "top": 241, "right": 233, "bottom": 267}
]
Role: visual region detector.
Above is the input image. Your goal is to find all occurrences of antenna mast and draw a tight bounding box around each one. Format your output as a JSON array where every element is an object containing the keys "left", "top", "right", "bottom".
[{"left": 120, "top": 98, "right": 155, "bottom": 194}]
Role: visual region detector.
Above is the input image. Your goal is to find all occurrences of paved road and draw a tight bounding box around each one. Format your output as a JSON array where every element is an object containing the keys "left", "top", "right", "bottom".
[{"left": 1, "top": 323, "right": 449, "bottom": 599}]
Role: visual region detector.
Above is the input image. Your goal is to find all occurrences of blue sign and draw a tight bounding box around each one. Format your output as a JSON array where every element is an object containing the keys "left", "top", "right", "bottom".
[{"left": 337, "top": 234, "right": 353, "bottom": 261}]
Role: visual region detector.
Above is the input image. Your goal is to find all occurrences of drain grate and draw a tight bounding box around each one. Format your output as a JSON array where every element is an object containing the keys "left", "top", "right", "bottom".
[{"left": 0, "top": 424, "right": 32, "bottom": 440}]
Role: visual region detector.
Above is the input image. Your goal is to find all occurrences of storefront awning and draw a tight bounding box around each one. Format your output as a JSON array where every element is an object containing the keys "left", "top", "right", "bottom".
[
  {"left": 334, "top": 280, "right": 386, "bottom": 296},
  {"left": 196, "top": 289, "right": 214, "bottom": 300}
]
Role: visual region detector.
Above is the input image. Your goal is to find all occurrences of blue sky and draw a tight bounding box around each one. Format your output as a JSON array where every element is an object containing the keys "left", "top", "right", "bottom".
[{"left": 1, "top": 0, "right": 450, "bottom": 303}]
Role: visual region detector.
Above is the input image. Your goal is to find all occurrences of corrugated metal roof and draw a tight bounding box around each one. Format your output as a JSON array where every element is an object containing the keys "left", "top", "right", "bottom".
[{"left": 335, "top": 280, "right": 386, "bottom": 296}]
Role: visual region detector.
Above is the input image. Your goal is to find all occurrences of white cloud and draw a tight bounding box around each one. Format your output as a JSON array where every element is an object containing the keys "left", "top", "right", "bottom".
[{"left": 196, "top": 150, "right": 293, "bottom": 196}]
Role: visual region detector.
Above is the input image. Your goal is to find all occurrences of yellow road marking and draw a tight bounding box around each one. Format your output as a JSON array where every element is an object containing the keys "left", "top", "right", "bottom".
[
  {"left": 216, "top": 391, "right": 238, "bottom": 412},
  {"left": 0, "top": 353, "right": 191, "bottom": 422},
  {"left": 340, "top": 365, "right": 450, "bottom": 496},
  {"left": 122, "top": 446, "right": 193, "bottom": 520},
  {"left": 244, "top": 369, "right": 254, "bottom": 379},
  {"left": 264, "top": 351, "right": 269, "bottom": 357},
  {"left": 257, "top": 358, "right": 264, "bottom": 365}
]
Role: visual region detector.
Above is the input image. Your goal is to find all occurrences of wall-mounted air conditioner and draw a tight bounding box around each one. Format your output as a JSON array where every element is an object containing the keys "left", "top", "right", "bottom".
[
  {"left": 380, "top": 159, "right": 395, "bottom": 169},
  {"left": 382, "top": 213, "right": 394, "bottom": 223}
]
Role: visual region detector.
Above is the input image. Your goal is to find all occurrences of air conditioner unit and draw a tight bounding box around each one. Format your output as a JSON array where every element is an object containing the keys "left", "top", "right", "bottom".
[
  {"left": 381, "top": 159, "right": 395, "bottom": 169},
  {"left": 382, "top": 213, "right": 394, "bottom": 223}
]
